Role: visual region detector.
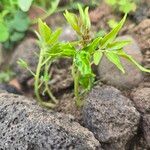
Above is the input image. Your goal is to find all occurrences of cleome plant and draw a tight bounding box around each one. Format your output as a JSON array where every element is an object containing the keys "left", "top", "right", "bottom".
[{"left": 18, "top": 4, "right": 150, "bottom": 108}]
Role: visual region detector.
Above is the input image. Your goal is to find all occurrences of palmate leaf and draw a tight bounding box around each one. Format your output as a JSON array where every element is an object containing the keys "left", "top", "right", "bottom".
[
  {"left": 105, "top": 51, "right": 125, "bottom": 73},
  {"left": 100, "top": 13, "right": 127, "bottom": 49},
  {"left": 117, "top": 49, "right": 150, "bottom": 73}
]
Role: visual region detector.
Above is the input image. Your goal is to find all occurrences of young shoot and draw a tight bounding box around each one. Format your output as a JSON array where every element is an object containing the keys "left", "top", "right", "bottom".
[{"left": 18, "top": 4, "right": 150, "bottom": 108}]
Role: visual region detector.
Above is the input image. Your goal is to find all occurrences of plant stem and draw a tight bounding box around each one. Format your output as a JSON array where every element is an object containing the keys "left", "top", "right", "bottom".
[
  {"left": 34, "top": 47, "right": 56, "bottom": 108},
  {"left": 72, "top": 63, "right": 81, "bottom": 107},
  {"left": 44, "top": 63, "right": 58, "bottom": 104},
  {"left": 34, "top": 49, "right": 43, "bottom": 103}
]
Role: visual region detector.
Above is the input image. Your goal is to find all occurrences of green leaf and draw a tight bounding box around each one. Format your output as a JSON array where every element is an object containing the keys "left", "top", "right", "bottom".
[
  {"left": 106, "top": 0, "right": 117, "bottom": 5},
  {"left": 93, "top": 50, "right": 103, "bottom": 65},
  {"left": 107, "top": 19, "right": 118, "bottom": 29},
  {"left": 10, "top": 32, "right": 25, "bottom": 42},
  {"left": 105, "top": 51, "right": 125, "bottom": 73},
  {"left": 0, "top": 22, "right": 9, "bottom": 42},
  {"left": 79, "top": 74, "right": 95, "bottom": 91},
  {"left": 75, "top": 51, "right": 92, "bottom": 75},
  {"left": 38, "top": 19, "right": 51, "bottom": 42},
  {"left": 18, "top": 0, "right": 33, "bottom": 12},
  {"left": 117, "top": 49, "right": 150, "bottom": 73},
  {"left": 78, "top": 3, "right": 85, "bottom": 25},
  {"left": 84, "top": 7, "right": 91, "bottom": 29},
  {"left": 84, "top": 37, "right": 102, "bottom": 53},
  {"left": 64, "top": 10, "right": 79, "bottom": 33},
  {"left": 100, "top": 13, "right": 127, "bottom": 48},
  {"left": 47, "top": 28, "right": 62, "bottom": 45},
  {"left": 61, "top": 43, "right": 76, "bottom": 57},
  {"left": 50, "top": 0, "right": 60, "bottom": 13},
  {"left": 12, "top": 11, "right": 30, "bottom": 32},
  {"left": 107, "top": 40, "right": 131, "bottom": 50}
]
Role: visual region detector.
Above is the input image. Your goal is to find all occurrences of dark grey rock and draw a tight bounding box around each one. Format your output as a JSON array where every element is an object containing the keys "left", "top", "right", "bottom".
[
  {"left": 98, "top": 35, "right": 143, "bottom": 89},
  {"left": 0, "top": 93, "right": 101, "bottom": 150},
  {"left": 49, "top": 58, "right": 73, "bottom": 93},
  {"left": 11, "top": 38, "right": 39, "bottom": 84},
  {"left": 143, "top": 114, "right": 150, "bottom": 147},
  {"left": 130, "top": 0, "right": 150, "bottom": 23},
  {"left": 131, "top": 87, "right": 150, "bottom": 114},
  {"left": 83, "top": 85, "right": 140, "bottom": 150},
  {"left": 0, "top": 83, "right": 22, "bottom": 95}
]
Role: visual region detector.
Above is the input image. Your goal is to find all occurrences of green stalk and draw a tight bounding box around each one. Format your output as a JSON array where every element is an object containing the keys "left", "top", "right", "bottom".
[
  {"left": 34, "top": 47, "right": 56, "bottom": 108},
  {"left": 44, "top": 63, "right": 58, "bottom": 104},
  {"left": 72, "top": 63, "right": 81, "bottom": 107}
]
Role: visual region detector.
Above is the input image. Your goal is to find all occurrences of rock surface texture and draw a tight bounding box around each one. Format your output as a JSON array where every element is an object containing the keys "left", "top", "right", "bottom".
[
  {"left": 98, "top": 35, "right": 143, "bottom": 89},
  {"left": 143, "top": 114, "right": 150, "bottom": 147},
  {"left": 83, "top": 85, "right": 140, "bottom": 150},
  {"left": 0, "top": 92, "right": 101, "bottom": 150},
  {"left": 11, "top": 38, "right": 39, "bottom": 84},
  {"left": 131, "top": 87, "right": 150, "bottom": 114}
]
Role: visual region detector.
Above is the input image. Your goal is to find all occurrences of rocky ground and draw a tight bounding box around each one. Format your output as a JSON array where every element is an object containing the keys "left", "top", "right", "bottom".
[{"left": 0, "top": 1, "right": 150, "bottom": 150}]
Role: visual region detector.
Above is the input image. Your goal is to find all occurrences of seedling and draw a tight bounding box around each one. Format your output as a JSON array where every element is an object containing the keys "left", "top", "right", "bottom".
[
  {"left": 18, "top": 4, "right": 150, "bottom": 108},
  {"left": 105, "top": 0, "right": 139, "bottom": 13}
]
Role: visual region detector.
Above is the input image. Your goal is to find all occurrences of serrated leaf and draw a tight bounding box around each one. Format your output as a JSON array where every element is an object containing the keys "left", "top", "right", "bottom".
[
  {"left": 105, "top": 51, "right": 125, "bottom": 73},
  {"left": 18, "top": 0, "right": 33, "bottom": 12},
  {"left": 38, "top": 19, "right": 51, "bottom": 43},
  {"left": 107, "top": 40, "right": 131, "bottom": 50},
  {"left": 100, "top": 14, "right": 127, "bottom": 49},
  {"left": 93, "top": 51, "right": 103, "bottom": 65},
  {"left": 0, "top": 22, "right": 9, "bottom": 42},
  {"left": 117, "top": 49, "right": 150, "bottom": 73}
]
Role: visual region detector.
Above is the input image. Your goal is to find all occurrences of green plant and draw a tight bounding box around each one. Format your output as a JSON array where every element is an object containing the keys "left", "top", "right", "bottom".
[
  {"left": 0, "top": 0, "right": 30, "bottom": 49},
  {"left": 105, "top": 0, "right": 139, "bottom": 13},
  {"left": 0, "top": 69, "right": 15, "bottom": 83},
  {"left": 18, "top": 4, "right": 150, "bottom": 108}
]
